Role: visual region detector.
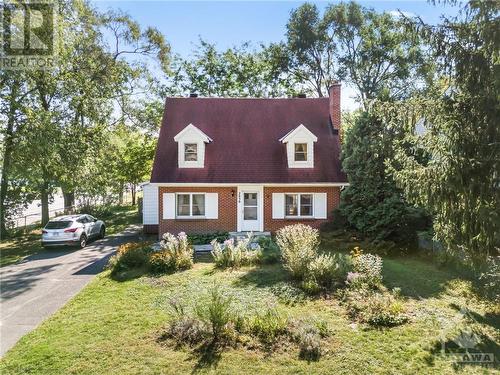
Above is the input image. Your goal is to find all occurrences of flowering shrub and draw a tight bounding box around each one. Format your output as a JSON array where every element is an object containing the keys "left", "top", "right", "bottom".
[
  {"left": 149, "top": 232, "right": 194, "bottom": 273},
  {"left": 350, "top": 252, "right": 383, "bottom": 289},
  {"left": 306, "top": 253, "right": 353, "bottom": 289},
  {"left": 108, "top": 242, "right": 150, "bottom": 275},
  {"left": 276, "top": 224, "right": 354, "bottom": 293},
  {"left": 277, "top": 224, "right": 320, "bottom": 279},
  {"left": 344, "top": 288, "right": 408, "bottom": 327},
  {"left": 211, "top": 234, "right": 262, "bottom": 269},
  {"left": 166, "top": 317, "right": 208, "bottom": 346},
  {"left": 288, "top": 319, "right": 330, "bottom": 361}
]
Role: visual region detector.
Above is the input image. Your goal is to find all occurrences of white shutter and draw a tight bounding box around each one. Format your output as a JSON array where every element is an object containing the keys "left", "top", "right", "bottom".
[
  {"left": 205, "top": 193, "right": 219, "bottom": 219},
  {"left": 163, "top": 193, "right": 175, "bottom": 219},
  {"left": 142, "top": 184, "right": 159, "bottom": 224},
  {"left": 314, "top": 193, "right": 327, "bottom": 219},
  {"left": 272, "top": 193, "right": 285, "bottom": 219}
]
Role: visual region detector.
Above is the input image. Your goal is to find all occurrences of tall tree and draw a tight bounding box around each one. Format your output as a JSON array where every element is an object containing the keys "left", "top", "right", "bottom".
[
  {"left": 269, "top": 2, "right": 339, "bottom": 97},
  {"left": 323, "top": 1, "right": 430, "bottom": 108},
  {"left": 0, "top": 0, "right": 171, "bottom": 229},
  {"left": 174, "top": 39, "right": 296, "bottom": 97},
  {"left": 379, "top": 1, "right": 500, "bottom": 261},
  {"left": 271, "top": 1, "right": 429, "bottom": 104},
  {"left": 340, "top": 111, "right": 427, "bottom": 241}
]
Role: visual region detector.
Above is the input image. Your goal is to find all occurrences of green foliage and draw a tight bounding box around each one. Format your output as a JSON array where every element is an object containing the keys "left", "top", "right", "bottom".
[
  {"left": 0, "top": 1, "right": 170, "bottom": 232},
  {"left": 478, "top": 257, "right": 500, "bottom": 303},
  {"left": 376, "top": 2, "right": 500, "bottom": 261},
  {"left": 257, "top": 237, "right": 281, "bottom": 264},
  {"left": 76, "top": 204, "right": 114, "bottom": 219},
  {"left": 174, "top": 39, "right": 296, "bottom": 97},
  {"left": 269, "top": 282, "right": 307, "bottom": 305},
  {"left": 108, "top": 242, "right": 150, "bottom": 275},
  {"left": 211, "top": 236, "right": 262, "bottom": 269},
  {"left": 344, "top": 288, "right": 408, "bottom": 327},
  {"left": 149, "top": 232, "right": 194, "bottom": 273},
  {"left": 248, "top": 307, "right": 288, "bottom": 346},
  {"left": 271, "top": 2, "right": 429, "bottom": 102},
  {"left": 276, "top": 224, "right": 320, "bottom": 279},
  {"left": 166, "top": 317, "right": 208, "bottom": 346},
  {"left": 195, "top": 285, "right": 234, "bottom": 342},
  {"left": 188, "top": 231, "right": 229, "bottom": 245},
  {"left": 307, "top": 253, "right": 353, "bottom": 289},
  {"left": 288, "top": 319, "right": 329, "bottom": 361},
  {"left": 340, "top": 111, "right": 428, "bottom": 241},
  {"left": 277, "top": 224, "right": 354, "bottom": 293},
  {"left": 347, "top": 251, "right": 382, "bottom": 289}
]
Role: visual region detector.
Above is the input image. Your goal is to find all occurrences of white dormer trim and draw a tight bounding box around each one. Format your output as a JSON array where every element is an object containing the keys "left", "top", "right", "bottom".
[
  {"left": 279, "top": 124, "right": 317, "bottom": 168},
  {"left": 174, "top": 124, "right": 212, "bottom": 168}
]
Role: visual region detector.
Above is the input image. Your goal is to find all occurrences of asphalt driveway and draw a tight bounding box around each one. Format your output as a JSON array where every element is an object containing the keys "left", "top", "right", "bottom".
[{"left": 0, "top": 225, "right": 141, "bottom": 357}]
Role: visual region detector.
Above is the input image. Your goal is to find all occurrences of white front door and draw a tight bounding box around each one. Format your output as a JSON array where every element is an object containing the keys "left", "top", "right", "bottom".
[{"left": 238, "top": 187, "right": 262, "bottom": 232}]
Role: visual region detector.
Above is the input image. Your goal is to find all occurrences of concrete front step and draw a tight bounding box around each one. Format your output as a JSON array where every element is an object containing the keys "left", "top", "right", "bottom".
[{"left": 228, "top": 231, "right": 271, "bottom": 241}]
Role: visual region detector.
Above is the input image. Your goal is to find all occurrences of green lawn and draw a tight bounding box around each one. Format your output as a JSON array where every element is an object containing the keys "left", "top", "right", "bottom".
[
  {"left": 1, "top": 249, "right": 498, "bottom": 374},
  {"left": 0, "top": 205, "right": 141, "bottom": 267}
]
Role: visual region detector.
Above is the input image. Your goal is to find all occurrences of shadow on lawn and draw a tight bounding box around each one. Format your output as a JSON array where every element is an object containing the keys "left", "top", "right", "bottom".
[
  {"left": 188, "top": 340, "right": 224, "bottom": 373},
  {"left": 381, "top": 256, "right": 461, "bottom": 299},
  {"left": 232, "top": 264, "right": 287, "bottom": 288},
  {"left": 157, "top": 333, "right": 224, "bottom": 373},
  {"left": 426, "top": 333, "right": 500, "bottom": 370},
  {"left": 449, "top": 303, "right": 500, "bottom": 332}
]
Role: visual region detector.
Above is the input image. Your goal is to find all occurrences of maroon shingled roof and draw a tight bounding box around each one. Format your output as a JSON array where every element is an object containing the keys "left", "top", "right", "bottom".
[{"left": 150, "top": 97, "right": 347, "bottom": 183}]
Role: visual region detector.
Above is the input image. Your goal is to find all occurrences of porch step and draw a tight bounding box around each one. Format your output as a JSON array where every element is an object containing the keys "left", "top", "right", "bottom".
[
  {"left": 193, "top": 244, "right": 213, "bottom": 253},
  {"left": 228, "top": 231, "right": 271, "bottom": 242}
]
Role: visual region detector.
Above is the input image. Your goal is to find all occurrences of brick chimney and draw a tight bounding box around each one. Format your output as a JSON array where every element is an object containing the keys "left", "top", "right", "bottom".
[{"left": 329, "top": 82, "right": 341, "bottom": 133}]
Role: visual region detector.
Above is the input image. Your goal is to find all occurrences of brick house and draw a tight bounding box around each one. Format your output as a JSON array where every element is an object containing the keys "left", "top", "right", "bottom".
[{"left": 142, "top": 84, "right": 348, "bottom": 237}]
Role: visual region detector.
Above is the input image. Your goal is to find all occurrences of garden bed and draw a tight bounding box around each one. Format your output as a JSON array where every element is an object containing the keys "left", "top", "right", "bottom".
[{"left": 1, "top": 245, "right": 498, "bottom": 374}]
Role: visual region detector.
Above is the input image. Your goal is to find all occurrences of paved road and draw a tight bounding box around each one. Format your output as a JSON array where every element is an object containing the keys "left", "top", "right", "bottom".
[{"left": 0, "top": 225, "right": 141, "bottom": 357}]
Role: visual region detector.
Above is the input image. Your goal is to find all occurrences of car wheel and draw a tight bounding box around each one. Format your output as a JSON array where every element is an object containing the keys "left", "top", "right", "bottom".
[
  {"left": 99, "top": 226, "right": 105, "bottom": 239},
  {"left": 79, "top": 234, "right": 87, "bottom": 249}
]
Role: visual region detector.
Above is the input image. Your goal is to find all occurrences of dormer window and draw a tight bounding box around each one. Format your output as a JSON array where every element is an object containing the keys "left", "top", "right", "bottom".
[
  {"left": 279, "top": 124, "right": 317, "bottom": 168},
  {"left": 294, "top": 143, "right": 308, "bottom": 161},
  {"left": 184, "top": 143, "right": 198, "bottom": 161},
  {"left": 174, "top": 124, "right": 212, "bottom": 168}
]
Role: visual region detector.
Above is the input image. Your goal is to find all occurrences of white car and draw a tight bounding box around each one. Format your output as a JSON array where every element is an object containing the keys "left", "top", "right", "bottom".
[{"left": 42, "top": 214, "right": 105, "bottom": 248}]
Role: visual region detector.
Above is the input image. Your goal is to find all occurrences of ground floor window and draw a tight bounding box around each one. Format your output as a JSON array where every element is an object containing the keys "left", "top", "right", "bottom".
[
  {"left": 176, "top": 193, "right": 205, "bottom": 217},
  {"left": 285, "top": 193, "right": 313, "bottom": 217}
]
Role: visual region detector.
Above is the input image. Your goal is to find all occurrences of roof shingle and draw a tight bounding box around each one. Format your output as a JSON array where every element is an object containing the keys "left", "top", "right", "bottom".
[{"left": 151, "top": 97, "right": 347, "bottom": 183}]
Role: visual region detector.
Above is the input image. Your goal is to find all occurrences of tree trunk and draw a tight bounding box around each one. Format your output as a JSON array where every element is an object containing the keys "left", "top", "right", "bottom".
[
  {"left": 131, "top": 184, "right": 136, "bottom": 206},
  {"left": 0, "top": 80, "right": 20, "bottom": 238},
  {"left": 63, "top": 190, "right": 75, "bottom": 213},
  {"left": 118, "top": 186, "right": 124, "bottom": 205},
  {"left": 40, "top": 182, "right": 50, "bottom": 226}
]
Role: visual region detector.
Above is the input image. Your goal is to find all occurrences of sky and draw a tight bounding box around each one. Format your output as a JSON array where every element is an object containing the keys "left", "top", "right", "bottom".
[{"left": 91, "top": 1, "right": 461, "bottom": 110}]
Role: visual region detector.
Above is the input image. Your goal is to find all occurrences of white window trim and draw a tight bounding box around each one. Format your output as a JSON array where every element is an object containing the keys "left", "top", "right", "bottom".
[
  {"left": 279, "top": 124, "right": 317, "bottom": 168},
  {"left": 284, "top": 193, "right": 314, "bottom": 218},
  {"left": 175, "top": 193, "right": 206, "bottom": 219},
  {"left": 174, "top": 124, "right": 212, "bottom": 168}
]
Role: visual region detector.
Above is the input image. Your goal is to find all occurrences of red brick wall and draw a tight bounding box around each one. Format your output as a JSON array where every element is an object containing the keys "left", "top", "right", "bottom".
[
  {"left": 158, "top": 186, "right": 237, "bottom": 237},
  {"left": 157, "top": 185, "right": 341, "bottom": 238},
  {"left": 143, "top": 224, "right": 158, "bottom": 234},
  {"left": 263, "top": 186, "right": 340, "bottom": 233},
  {"left": 329, "top": 83, "right": 341, "bottom": 131}
]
